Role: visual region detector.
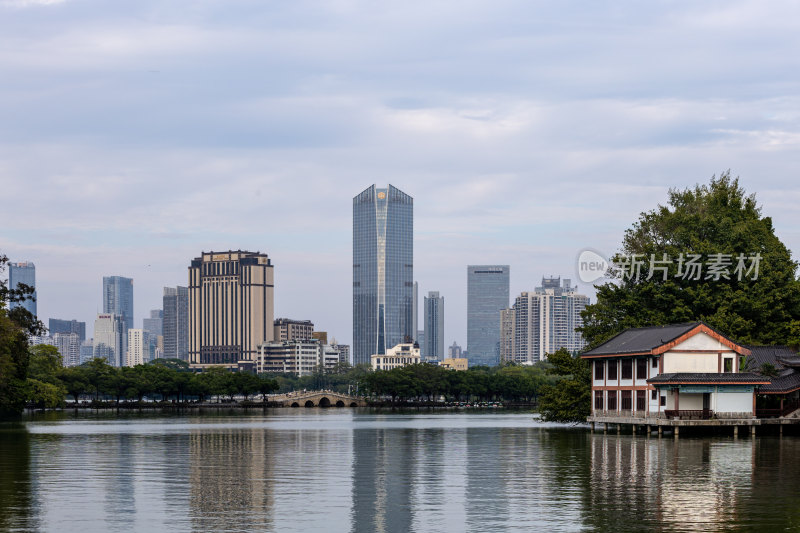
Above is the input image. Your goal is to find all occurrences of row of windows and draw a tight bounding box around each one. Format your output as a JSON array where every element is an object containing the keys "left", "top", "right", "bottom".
[
  {"left": 594, "top": 390, "right": 666, "bottom": 410},
  {"left": 594, "top": 358, "right": 658, "bottom": 381}
]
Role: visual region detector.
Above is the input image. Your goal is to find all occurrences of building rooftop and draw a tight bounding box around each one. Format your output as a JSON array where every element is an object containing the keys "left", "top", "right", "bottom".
[{"left": 647, "top": 372, "right": 770, "bottom": 385}]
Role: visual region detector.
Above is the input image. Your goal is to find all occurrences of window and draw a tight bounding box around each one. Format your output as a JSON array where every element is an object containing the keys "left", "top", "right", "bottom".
[
  {"left": 621, "top": 359, "right": 632, "bottom": 380},
  {"left": 607, "top": 391, "right": 617, "bottom": 411},
  {"left": 660, "top": 395, "right": 666, "bottom": 407},
  {"left": 636, "top": 358, "right": 647, "bottom": 380},
  {"left": 594, "top": 390, "right": 604, "bottom": 410},
  {"left": 636, "top": 390, "right": 646, "bottom": 411},
  {"left": 607, "top": 361, "right": 618, "bottom": 381},
  {"left": 621, "top": 390, "right": 632, "bottom": 411},
  {"left": 724, "top": 358, "right": 733, "bottom": 372},
  {"left": 594, "top": 361, "right": 604, "bottom": 380},
  {"left": 652, "top": 357, "right": 658, "bottom": 368},
  {"left": 651, "top": 389, "right": 657, "bottom": 400}
]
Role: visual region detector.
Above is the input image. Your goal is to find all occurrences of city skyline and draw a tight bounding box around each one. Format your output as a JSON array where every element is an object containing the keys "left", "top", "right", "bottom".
[{"left": 4, "top": 3, "right": 800, "bottom": 350}]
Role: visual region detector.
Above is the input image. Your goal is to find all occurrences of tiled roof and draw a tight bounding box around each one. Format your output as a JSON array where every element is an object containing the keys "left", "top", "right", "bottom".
[
  {"left": 647, "top": 372, "right": 770, "bottom": 385},
  {"left": 743, "top": 345, "right": 800, "bottom": 393},
  {"left": 582, "top": 322, "right": 702, "bottom": 356}
]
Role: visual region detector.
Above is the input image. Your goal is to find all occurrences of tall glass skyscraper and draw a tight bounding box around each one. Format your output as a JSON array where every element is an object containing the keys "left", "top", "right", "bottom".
[
  {"left": 353, "top": 184, "right": 413, "bottom": 365},
  {"left": 467, "top": 265, "right": 510, "bottom": 367},
  {"left": 9, "top": 261, "right": 37, "bottom": 317},
  {"left": 103, "top": 276, "right": 134, "bottom": 331},
  {"left": 424, "top": 291, "right": 444, "bottom": 360}
]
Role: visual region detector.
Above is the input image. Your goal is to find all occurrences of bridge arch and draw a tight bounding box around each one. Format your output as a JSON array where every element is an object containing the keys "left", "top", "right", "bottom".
[
  {"left": 319, "top": 397, "right": 331, "bottom": 408},
  {"left": 350, "top": 402, "right": 359, "bottom": 407},
  {"left": 291, "top": 402, "right": 299, "bottom": 408},
  {"left": 335, "top": 400, "right": 345, "bottom": 407},
  {"left": 304, "top": 400, "right": 315, "bottom": 408}
]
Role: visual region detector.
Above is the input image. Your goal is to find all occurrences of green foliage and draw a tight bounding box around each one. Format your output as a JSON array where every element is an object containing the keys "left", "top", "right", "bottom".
[
  {"left": 581, "top": 172, "right": 800, "bottom": 348},
  {"left": 760, "top": 362, "right": 779, "bottom": 378},
  {"left": 537, "top": 349, "right": 591, "bottom": 423},
  {"left": 26, "top": 379, "right": 65, "bottom": 409}
]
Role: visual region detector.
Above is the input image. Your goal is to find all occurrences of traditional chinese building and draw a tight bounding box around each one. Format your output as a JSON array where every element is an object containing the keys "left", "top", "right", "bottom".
[{"left": 582, "top": 322, "right": 782, "bottom": 435}]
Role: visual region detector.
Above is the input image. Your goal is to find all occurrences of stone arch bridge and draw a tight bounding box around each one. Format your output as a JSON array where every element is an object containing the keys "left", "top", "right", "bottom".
[{"left": 272, "top": 390, "right": 367, "bottom": 408}]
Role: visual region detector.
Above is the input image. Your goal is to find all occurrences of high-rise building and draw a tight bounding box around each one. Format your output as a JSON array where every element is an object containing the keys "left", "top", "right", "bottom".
[
  {"left": 501, "top": 277, "right": 590, "bottom": 364},
  {"left": 126, "top": 329, "right": 148, "bottom": 367},
  {"left": 331, "top": 343, "right": 350, "bottom": 365},
  {"left": 467, "top": 265, "right": 510, "bottom": 367},
  {"left": 423, "top": 291, "right": 444, "bottom": 360},
  {"left": 274, "top": 318, "right": 314, "bottom": 342},
  {"left": 94, "top": 313, "right": 124, "bottom": 367},
  {"left": 103, "top": 276, "right": 134, "bottom": 331},
  {"left": 448, "top": 341, "right": 462, "bottom": 358},
  {"left": 413, "top": 281, "right": 419, "bottom": 342},
  {"left": 163, "top": 287, "right": 188, "bottom": 360},
  {"left": 188, "top": 251, "right": 274, "bottom": 369},
  {"left": 352, "top": 185, "right": 413, "bottom": 365},
  {"left": 80, "top": 339, "right": 94, "bottom": 364},
  {"left": 9, "top": 261, "right": 36, "bottom": 317},
  {"left": 53, "top": 332, "right": 81, "bottom": 367},
  {"left": 143, "top": 309, "right": 163, "bottom": 338},
  {"left": 49, "top": 318, "right": 86, "bottom": 342}
]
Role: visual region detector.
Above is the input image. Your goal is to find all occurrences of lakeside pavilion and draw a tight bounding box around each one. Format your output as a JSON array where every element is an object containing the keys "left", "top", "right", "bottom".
[{"left": 582, "top": 322, "right": 800, "bottom": 437}]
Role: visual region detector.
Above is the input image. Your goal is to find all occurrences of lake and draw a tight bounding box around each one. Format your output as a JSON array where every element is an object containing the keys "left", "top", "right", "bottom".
[{"left": 1, "top": 409, "right": 799, "bottom": 532}]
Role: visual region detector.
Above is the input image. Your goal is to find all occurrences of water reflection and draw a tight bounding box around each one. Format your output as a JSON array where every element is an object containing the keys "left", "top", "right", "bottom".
[{"left": 0, "top": 426, "right": 34, "bottom": 532}]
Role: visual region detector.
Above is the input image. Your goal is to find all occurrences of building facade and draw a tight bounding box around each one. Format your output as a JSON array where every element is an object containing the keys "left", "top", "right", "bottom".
[
  {"left": 103, "top": 276, "right": 134, "bottom": 331},
  {"left": 440, "top": 357, "right": 468, "bottom": 371},
  {"left": 423, "top": 291, "right": 444, "bottom": 360},
  {"left": 126, "top": 329, "right": 149, "bottom": 367},
  {"left": 188, "top": 251, "right": 274, "bottom": 369},
  {"left": 502, "top": 277, "right": 589, "bottom": 364},
  {"left": 142, "top": 309, "right": 163, "bottom": 338},
  {"left": 274, "top": 318, "right": 314, "bottom": 342},
  {"left": 163, "top": 286, "right": 189, "bottom": 360},
  {"left": 94, "top": 313, "right": 124, "bottom": 367},
  {"left": 353, "top": 184, "right": 414, "bottom": 365},
  {"left": 257, "top": 340, "right": 337, "bottom": 376},
  {"left": 448, "top": 342, "right": 462, "bottom": 358},
  {"left": 583, "top": 322, "right": 767, "bottom": 422},
  {"left": 371, "top": 342, "right": 421, "bottom": 371},
  {"left": 9, "top": 261, "right": 36, "bottom": 317},
  {"left": 467, "top": 265, "right": 510, "bottom": 367},
  {"left": 53, "top": 332, "right": 81, "bottom": 367},
  {"left": 49, "top": 318, "right": 86, "bottom": 342}
]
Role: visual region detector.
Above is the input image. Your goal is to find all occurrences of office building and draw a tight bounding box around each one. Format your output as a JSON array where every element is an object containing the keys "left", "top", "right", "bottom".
[
  {"left": 188, "top": 250, "right": 274, "bottom": 369},
  {"left": 126, "top": 329, "right": 148, "bottom": 367},
  {"left": 163, "top": 286, "right": 188, "bottom": 360},
  {"left": 331, "top": 343, "right": 350, "bottom": 365},
  {"left": 53, "top": 332, "right": 81, "bottom": 367},
  {"left": 80, "top": 340, "right": 94, "bottom": 364},
  {"left": 501, "top": 277, "right": 589, "bottom": 364},
  {"left": 353, "top": 184, "right": 413, "bottom": 365},
  {"left": 467, "top": 265, "right": 510, "bottom": 367},
  {"left": 257, "top": 340, "right": 336, "bottom": 376},
  {"left": 9, "top": 261, "right": 36, "bottom": 317},
  {"left": 423, "top": 291, "right": 444, "bottom": 360},
  {"left": 274, "top": 318, "right": 314, "bottom": 342},
  {"left": 49, "top": 318, "right": 86, "bottom": 342},
  {"left": 413, "top": 281, "right": 419, "bottom": 341},
  {"left": 103, "top": 276, "right": 134, "bottom": 331},
  {"left": 371, "top": 342, "right": 421, "bottom": 371},
  {"left": 142, "top": 309, "right": 163, "bottom": 337},
  {"left": 94, "top": 313, "right": 124, "bottom": 367},
  {"left": 448, "top": 342, "right": 462, "bottom": 358}
]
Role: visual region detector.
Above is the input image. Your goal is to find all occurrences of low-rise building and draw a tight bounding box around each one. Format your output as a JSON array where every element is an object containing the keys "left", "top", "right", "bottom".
[
  {"left": 440, "top": 358, "right": 468, "bottom": 371},
  {"left": 257, "top": 340, "right": 340, "bottom": 376},
  {"left": 371, "top": 342, "right": 421, "bottom": 371}
]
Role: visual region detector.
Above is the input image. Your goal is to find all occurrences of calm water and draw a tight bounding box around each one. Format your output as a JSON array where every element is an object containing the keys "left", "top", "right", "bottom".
[{"left": 2, "top": 409, "right": 800, "bottom": 532}]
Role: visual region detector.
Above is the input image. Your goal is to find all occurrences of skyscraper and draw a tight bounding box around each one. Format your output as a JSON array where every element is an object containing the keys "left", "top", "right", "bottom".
[
  {"left": 163, "top": 286, "right": 189, "bottom": 360},
  {"left": 126, "top": 329, "right": 148, "bottom": 367},
  {"left": 467, "top": 265, "right": 510, "bottom": 367},
  {"left": 413, "top": 281, "right": 419, "bottom": 342},
  {"left": 423, "top": 291, "right": 444, "bottom": 360},
  {"left": 502, "top": 277, "right": 590, "bottom": 364},
  {"left": 103, "top": 276, "right": 134, "bottom": 331},
  {"left": 188, "top": 251, "right": 274, "bottom": 369},
  {"left": 49, "top": 318, "right": 86, "bottom": 342},
  {"left": 353, "top": 185, "right": 413, "bottom": 365},
  {"left": 142, "top": 309, "right": 163, "bottom": 337},
  {"left": 94, "top": 313, "right": 124, "bottom": 367},
  {"left": 9, "top": 261, "right": 36, "bottom": 317},
  {"left": 53, "top": 332, "right": 81, "bottom": 367}
]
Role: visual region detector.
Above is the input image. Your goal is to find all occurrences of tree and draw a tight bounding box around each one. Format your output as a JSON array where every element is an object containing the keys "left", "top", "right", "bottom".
[
  {"left": 82, "top": 358, "right": 115, "bottom": 401},
  {"left": 538, "top": 349, "right": 591, "bottom": 423},
  {"left": 257, "top": 374, "right": 279, "bottom": 402},
  {"left": 58, "top": 366, "right": 89, "bottom": 403},
  {"left": 581, "top": 173, "right": 800, "bottom": 348}
]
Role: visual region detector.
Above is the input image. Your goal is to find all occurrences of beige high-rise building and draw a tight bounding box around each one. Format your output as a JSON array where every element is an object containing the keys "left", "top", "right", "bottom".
[
  {"left": 189, "top": 250, "right": 275, "bottom": 369},
  {"left": 126, "top": 328, "right": 148, "bottom": 367},
  {"left": 500, "top": 308, "right": 515, "bottom": 363}
]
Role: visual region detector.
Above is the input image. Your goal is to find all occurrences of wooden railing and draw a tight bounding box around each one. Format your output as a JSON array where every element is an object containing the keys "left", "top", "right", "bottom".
[
  {"left": 664, "top": 409, "right": 714, "bottom": 420},
  {"left": 756, "top": 401, "right": 800, "bottom": 419}
]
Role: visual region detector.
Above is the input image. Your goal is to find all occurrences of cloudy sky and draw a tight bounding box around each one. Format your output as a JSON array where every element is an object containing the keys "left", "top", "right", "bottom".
[{"left": 2, "top": 0, "right": 800, "bottom": 347}]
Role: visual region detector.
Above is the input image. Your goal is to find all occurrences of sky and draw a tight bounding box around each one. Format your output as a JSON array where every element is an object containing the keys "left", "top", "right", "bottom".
[{"left": 2, "top": 0, "right": 800, "bottom": 347}]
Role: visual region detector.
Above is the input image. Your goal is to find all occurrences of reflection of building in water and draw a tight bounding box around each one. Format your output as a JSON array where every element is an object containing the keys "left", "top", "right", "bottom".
[
  {"left": 465, "top": 428, "right": 509, "bottom": 529},
  {"left": 586, "top": 435, "right": 754, "bottom": 530},
  {"left": 351, "top": 429, "right": 415, "bottom": 533},
  {"left": 189, "top": 429, "right": 274, "bottom": 531}
]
